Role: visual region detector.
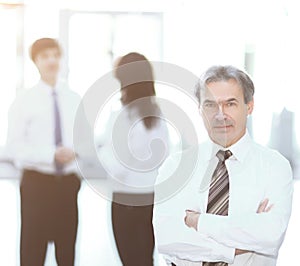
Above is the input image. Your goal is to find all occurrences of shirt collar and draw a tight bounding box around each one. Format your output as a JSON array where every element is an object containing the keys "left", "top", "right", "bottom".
[
  {"left": 208, "top": 131, "right": 252, "bottom": 163},
  {"left": 38, "top": 79, "right": 62, "bottom": 95}
]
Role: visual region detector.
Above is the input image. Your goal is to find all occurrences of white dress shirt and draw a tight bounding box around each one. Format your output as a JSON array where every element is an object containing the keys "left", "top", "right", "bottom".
[
  {"left": 96, "top": 100, "right": 170, "bottom": 194},
  {"left": 153, "top": 132, "right": 293, "bottom": 266},
  {"left": 6, "top": 80, "right": 82, "bottom": 175}
]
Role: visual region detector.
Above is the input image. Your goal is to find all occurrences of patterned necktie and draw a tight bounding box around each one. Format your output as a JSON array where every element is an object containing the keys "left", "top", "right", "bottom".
[
  {"left": 202, "top": 149, "right": 232, "bottom": 266},
  {"left": 53, "top": 90, "right": 63, "bottom": 175}
]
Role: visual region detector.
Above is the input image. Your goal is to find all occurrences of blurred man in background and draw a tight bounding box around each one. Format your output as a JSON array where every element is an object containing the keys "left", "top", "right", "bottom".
[{"left": 6, "top": 38, "right": 81, "bottom": 266}]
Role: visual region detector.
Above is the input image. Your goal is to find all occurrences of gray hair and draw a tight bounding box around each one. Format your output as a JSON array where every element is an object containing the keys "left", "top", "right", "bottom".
[{"left": 195, "top": 65, "right": 255, "bottom": 105}]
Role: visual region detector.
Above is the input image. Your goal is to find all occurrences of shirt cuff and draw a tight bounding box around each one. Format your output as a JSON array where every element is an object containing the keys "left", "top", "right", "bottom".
[
  {"left": 197, "top": 213, "right": 226, "bottom": 237},
  {"left": 40, "top": 146, "right": 56, "bottom": 164},
  {"left": 197, "top": 214, "right": 235, "bottom": 264},
  {"left": 217, "top": 244, "right": 235, "bottom": 264}
]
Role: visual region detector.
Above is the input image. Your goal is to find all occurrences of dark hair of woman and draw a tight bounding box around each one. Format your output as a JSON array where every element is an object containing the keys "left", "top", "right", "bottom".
[{"left": 114, "top": 52, "right": 160, "bottom": 129}]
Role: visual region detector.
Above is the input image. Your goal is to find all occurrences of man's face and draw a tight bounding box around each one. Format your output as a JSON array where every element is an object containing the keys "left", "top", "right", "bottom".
[
  {"left": 34, "top": 47, "right": 61, "bottom": 80},
  {"left": 200, "top": 78, "right": 254, "bottom": 147}
]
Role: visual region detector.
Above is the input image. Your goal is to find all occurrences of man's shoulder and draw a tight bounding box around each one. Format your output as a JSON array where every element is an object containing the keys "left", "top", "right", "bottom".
[
  {"left": 61, "top": 87, "right": 80, "bottom": 97},
  {"left": 17, "top": 82, "right": 48, "bottom": 99},
  {"left": 12, "top": 86, "right": 38, "bottom": 107},
  {"left": 250, "top": 140, "right": 291, "bottom": 166},
  {"left": 55, "top": 79, "right": 80, "bottom": 98},
  {"left": 170, "top": 141, "right": 210, "bottom": 157},
  {"left": 59, "top": 86, "right": 81, "bottom": 99},
  {"left": 158, "top": 142, "right": 210, "bottom": 179},
  {"left": 21, "top": 85, "right": 39, "bottom": 96},
  {"left": 155, "top": 143, "right": 210, "bottom": 204}
]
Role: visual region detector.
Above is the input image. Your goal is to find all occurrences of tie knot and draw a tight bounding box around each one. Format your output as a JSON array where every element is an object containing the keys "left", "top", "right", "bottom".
[{"left": 216, "top": 150, "right": 232, "bottom": 162}]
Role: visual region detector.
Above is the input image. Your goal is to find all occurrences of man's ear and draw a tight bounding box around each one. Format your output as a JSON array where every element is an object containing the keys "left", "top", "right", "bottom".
[
  {"left": 247, "top": 99, "right": 254, "bottom": 115},
  {"left": 198, "top": 106, "right": 204, "bottom": 118}
]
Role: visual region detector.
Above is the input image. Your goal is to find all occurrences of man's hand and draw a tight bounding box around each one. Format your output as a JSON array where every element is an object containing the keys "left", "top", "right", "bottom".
[
  {"left": 55, "top": 146, "right": 76, "bottom": 165},
  {"left": 257, "top": 198, "right": 273, "bottom": 213},
  {"left": 184, "top": 210, "right": 200, "bottom": 231},
  {"left": 235, "top": 249, "right": 250, "bottom": 255}
]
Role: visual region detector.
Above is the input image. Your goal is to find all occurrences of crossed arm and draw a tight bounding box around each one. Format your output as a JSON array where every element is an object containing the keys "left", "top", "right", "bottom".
[
  {"left": 185, "top": 198, "right": 273, "bottom": 256},
  {"left": 154, "top": 190, "right": 291, "bottom": 263}
]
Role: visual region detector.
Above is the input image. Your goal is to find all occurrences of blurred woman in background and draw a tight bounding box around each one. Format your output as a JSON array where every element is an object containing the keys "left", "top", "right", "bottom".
[{"left": 98, "top": 52, "right": 169, "bottom": 266}]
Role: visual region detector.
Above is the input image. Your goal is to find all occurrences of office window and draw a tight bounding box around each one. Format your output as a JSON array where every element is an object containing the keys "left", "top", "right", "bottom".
[
  {"left": 64, "top": 11, "right": 163, "bottom": 96},
  {"left": 0, "top": 6, "right": 22, "bottom": 146}
]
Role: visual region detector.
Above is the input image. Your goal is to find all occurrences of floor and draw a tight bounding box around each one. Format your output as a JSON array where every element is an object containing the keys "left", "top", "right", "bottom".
[
  {"left": 0, "top": 179, "right": 165, "bottom": 266},
  {"left": 0, "top": 179, "right": 299, "bottom": 266}
]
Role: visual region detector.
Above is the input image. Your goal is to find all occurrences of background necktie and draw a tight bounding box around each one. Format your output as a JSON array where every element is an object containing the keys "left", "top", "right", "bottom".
[
  {"left": 202, "top": 149, "right": 232, "bottom": 266},
  {"left": 53, "top": 90, "right": 63, "bottom": 175}
]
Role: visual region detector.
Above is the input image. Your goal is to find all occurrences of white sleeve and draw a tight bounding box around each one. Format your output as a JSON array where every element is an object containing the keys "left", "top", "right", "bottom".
[
  {"left": 94, "top": 102, "right": 119, "bottom": 148},
  {"left": 197, "top": 154, "right": 293, "bottom": 257},
  {"left": 153, "top": 153, "right": 235, "bottom": 263},
  {"left": 5, "top": 97, "right": 55, "bottom": 166},
  {"left": 73, "top": 102, "right": 94, "bottom": 158}
]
